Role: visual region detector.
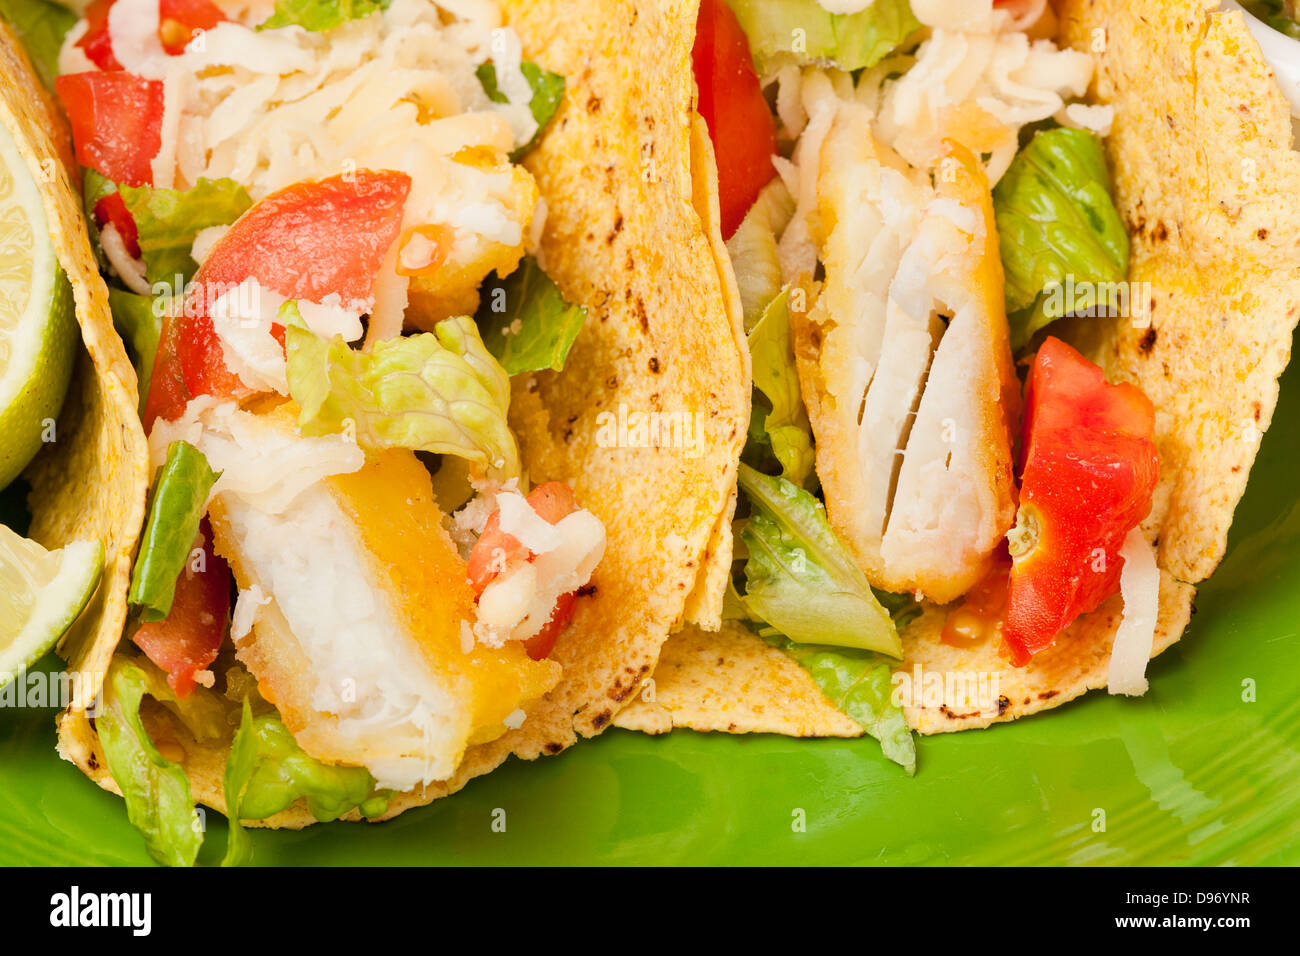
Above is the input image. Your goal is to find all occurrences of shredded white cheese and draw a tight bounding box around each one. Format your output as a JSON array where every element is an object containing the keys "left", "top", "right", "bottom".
[
  {"left": 148, "top": 397, "right": 364, "bottom": 513},
  {"left": 473, "top": 505, "right": 605, "bottom": 648},
  {"left": 231, "top": 584, "right": 271, "bottom": 642},
  {"left": 1107, "top": 527, "right": 1160, "bottom": 696},
  {"left": 99, "top": 223, "right": 151, "bottom": 295}
]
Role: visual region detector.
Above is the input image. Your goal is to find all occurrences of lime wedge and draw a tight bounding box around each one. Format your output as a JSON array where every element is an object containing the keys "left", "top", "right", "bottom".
[
  {"left": 0, "top": 115, "right": 77, "bottom": 492},
  {"left": 0, "top": 523, "right": 103, "bottom": 686}
]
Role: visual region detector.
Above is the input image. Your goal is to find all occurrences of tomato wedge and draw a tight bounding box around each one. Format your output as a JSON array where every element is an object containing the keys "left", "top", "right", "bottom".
[
  {"left": 131, "top": 520, "right": 231, "bottom": 698},
  {"left": 1002, "top": 337, "right": 1159, "bottom": 665},
  {"left": 467, "top": 482, "right": 583, "bottom": 661},
  {"left": 175, "top": 170, "right": 412, "bottom": 403},
  {"left": 693, "top": 0, "right": 776, "bottom": 238},
  {"left": 78, "top": 0, "right": 229, "bottom": 70},
  {"left": 55, "top": 71, "right": 163, "bottom": 186}
]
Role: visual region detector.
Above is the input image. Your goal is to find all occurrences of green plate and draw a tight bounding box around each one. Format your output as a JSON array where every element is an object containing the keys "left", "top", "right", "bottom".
[{"left": 3, "top": 365, "right": 1298, "bottom": 868}]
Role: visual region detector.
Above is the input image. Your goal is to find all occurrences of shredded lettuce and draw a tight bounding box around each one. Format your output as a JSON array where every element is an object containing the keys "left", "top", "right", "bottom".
[
  {"left": 728, "top": 0, "right": 921, "bottom": 72},
  {"left": 736, "top": 463, "right": 902, "bottom": 657},
  {"left": 224, "top": 704, "right": 388, "bottom": 828},
  {"left": 476, "top": 61, "right": 566, "bottom": 159},
  {"left": 771, "top": 636, "right": 916, "bottom": 774},
  {"left": 0, "top": 0, "right": 75, "bottom": 90},
  {"left": 258, "top": 0, "right": 390, "bottom": 31},
  {"left": 97, "top": 658, "right": 204, "bottom": 868},
  {"left": 108, "top": 288, "right": 162, "bottom": 417},
  {"left": 746, "top": 289, "right": 814, "bottom": 488},
  {"left": 117, "top": 178, "right": 252, "bottom": 286},
  {"left": 993, "top": 127, "right": 1129, "bottom": 351},
  {"left": 128, "top": 441, "right": 220, "bottom": 622},
  {"left": 477, "top": 257, "right": 587, "bottom": 376},
  {"left": 285, "top": 306, "right": 521, "bottom": 479},
  {"left": 727, "top": 178, "right": 793, "bottom": 333}
]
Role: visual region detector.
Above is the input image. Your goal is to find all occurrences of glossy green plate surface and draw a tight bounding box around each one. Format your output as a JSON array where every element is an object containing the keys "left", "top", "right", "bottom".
[{"left": 2, "top": 365, "right": 1298, "bottom": 867}]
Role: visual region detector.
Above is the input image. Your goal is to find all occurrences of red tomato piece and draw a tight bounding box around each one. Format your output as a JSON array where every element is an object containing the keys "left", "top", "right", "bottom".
[
  {"left": 55, "top": 71, "right": 162, "bottom": 186},
  {"left": 466, "top": 481, "right": 584, "bottom": 661},
  {"left": 524, "top": 590, "right": 575, "bottom": 662},
  {"left": 131, "top": 520, "right": 231, "bottom": 698},
  {"left": 78, "top": 0, "right": 229, "bottom": 69},
  {"left": 159, "top": 0, "right": 228, "bottom": 53},
  {"left": 1002, "top": 337, "right": 1159, "bottom": 666},
  {"left": 77, "top": 0, "right": 122, "bottom": 71},
  {"left": 175, "top": 170, "right": 412, "bottom": 401},
  {"left": 92, "top": 192, "right": 140, "bottom": 258},
  {"left": 693, "top": 0, "right": 777, "bottom": 238},
  {"left": 142, "top": 311, "right": 192, "bottom": 430}
]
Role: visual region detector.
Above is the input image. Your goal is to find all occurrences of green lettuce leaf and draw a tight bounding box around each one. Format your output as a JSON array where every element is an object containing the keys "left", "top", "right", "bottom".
[
  {"left": 221, "top": 699, "right": 258, "bottom": 867},
  {"left": 259, "top": 0, "right": 390, "bottom": 31},
  {"left": 285, "top": 306, "right": 521, "bottom": 479},
  {"left": 993, "top": 126, "right": 1129, "bottom": 351},
  {"left": 130, "top": 657, "right": 229, "bottom": 744},
  {"left": 118, "top": 178, "right": 252, "bottom": 286},
  {"left": 476, "top": 257, "right": 587, "bottom": 376},
  {"left": 97, "top": 658, "right": 203, "bottom": 868},
  {"left": 747, "top": 289, "right": 814, "bottom": 487},
  {"left": 1242, "top": 0, "right": 1300, "bottom": 39},
  {"left": 736, "top": 463, "right": 902, "bottom": 657},
  {"left": 728, "top": 0, "right": 921, "bottom": 72},
  {"left": 128, "top": 441, "right": 220, "bottom": 622},
  {"left": 727, "top": 178, "right": 793, "bottom": 333},
  {"left": 0, "top": 0, "right": 75, "bottom": 90},
  {"left": 770, "top": 636, "right": 916, "bottom": 774},
  {"left": 108, "top": 287, "right": 162, "bottom": 417},
  {"left": 476, "top": 60, "right": 566, "bottom": 159},
  {"left": 226, "top": 706, "right": 387, "bottom": 825}
]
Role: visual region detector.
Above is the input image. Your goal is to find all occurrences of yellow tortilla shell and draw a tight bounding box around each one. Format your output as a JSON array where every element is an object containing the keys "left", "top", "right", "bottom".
[
  {"left": 0, "top": 22, "right": 149, "bottom": 718},
  {"left": 624, "top": 0, "right": 1299, "bottom": 739}
]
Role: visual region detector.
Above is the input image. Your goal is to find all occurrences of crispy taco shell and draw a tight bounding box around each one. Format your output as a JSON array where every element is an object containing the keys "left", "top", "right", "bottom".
[
  {"left": 0, "top": 22, "right": 150, "bottom": 716},
  {"left": 619, "top": 0, "right": 1300, "bottom": 741},
  {"left": 49, "top": 0, "right": 749, "bottom": 827}
]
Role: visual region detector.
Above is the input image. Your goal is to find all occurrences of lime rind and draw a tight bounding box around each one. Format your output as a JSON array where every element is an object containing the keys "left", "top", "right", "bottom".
[
  {"left": 0, "top": 110, "right": 77, "bottom": 492},
  {"left": 0, "top": 526, "right": 103, "bottom": 687}
]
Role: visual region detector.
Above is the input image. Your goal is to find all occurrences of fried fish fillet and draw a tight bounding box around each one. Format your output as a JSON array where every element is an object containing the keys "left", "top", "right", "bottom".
[{"left": 793, "top": 105, "right": 1018, "bottom": 603}]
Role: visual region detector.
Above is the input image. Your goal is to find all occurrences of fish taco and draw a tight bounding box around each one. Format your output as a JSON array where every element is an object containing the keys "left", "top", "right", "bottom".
[
  {"left": 1, "top": 0, "right": 746, "bottom": 864},
  {"left": 615, "top": 0, "right": 1300, "bottom": 772}
]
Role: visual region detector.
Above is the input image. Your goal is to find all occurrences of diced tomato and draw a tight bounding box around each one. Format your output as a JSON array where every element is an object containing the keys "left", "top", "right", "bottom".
[
  {"left": 142, "top": 311, "right": 192, "bottom": 430},
  {"left": 693, "top": 0, "right": 777, "bottom": 238},
  {"left": 524, "top": 590, "right": 575, "bottom": 662},
  {"left": 77, "top": 0, "right": 122, "bottom": 71},
  {"left": 1002, "top": 337, "right": 1159, "bottom": 666},
  {"left": 92, "top": 192, "right": 140, "bottom": 258},
  {"left": 55, "top": 71, "right": 162, "bottom": 186},
  {"left": 159, "top": 0, "right": 228, "bottom": 52},
  {"left": 467, "top": 481, "right": 583, "bottom": 661},
  {"left": 131, "top": 520, "right": 231, "bottom": 698},
  {"left": 78, "top": 0, "right": 229, "bottom": 70},
  {"left": 174, "top": 170, "right": 412, "bottom": 402}
]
